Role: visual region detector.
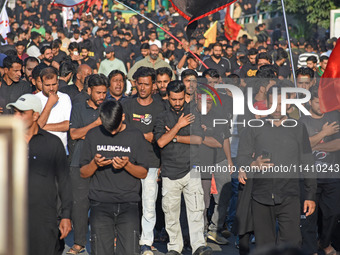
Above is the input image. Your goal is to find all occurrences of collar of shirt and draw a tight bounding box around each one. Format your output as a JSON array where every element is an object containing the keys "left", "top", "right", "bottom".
[
  {"left": 146, "top": 56, "right": 162, "bottom": 64},
  {"left": 106, "top": 91, "right": 127, "bottom": 101}
]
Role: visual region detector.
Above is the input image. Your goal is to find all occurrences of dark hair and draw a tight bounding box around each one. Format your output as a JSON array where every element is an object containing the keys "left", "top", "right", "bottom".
[
  {"left": 132, "top": 67, "right": 156, "bottom": 83},
  {"left": 310, "top": 85, "right": 319, "bottom": 101},
  {"left": 32, "top": 65, "right": 45, "bottom": 80},
  {"left": 16, "top": 41, "right": 26, "bottom": 48},
  {"left": 52, "top": 39, "right": 61, "bottom": 49},
  {"left": 276, "top": 48, "right": 288, "bottom": 61},
  {"left": 256, "top": 52, "right": 272, "bottom": 64},
  {"left": 203, "top": 68, "right": 220, "bottom": 79},
  {"left": 59, "top": 61, "right": 75, "bottom": 77},
  {"left": 99, "top": 100, "right": 123, "bottom": 133},
  {"left": 232, "top": 41, "right": 240, "bottom": 47},
  {"left": 257, "top": 65, "right": 278, "bottom": 79},
  {"left": 226, "top": 74, "right": 241, "bottom": 87},
  {"left": 306, "top": 56, "right": 317, "bottom": 64},
  {"left": 156, "top": 67, "right": 172, "bottom": 79},
  {"left": 296, "top": 67, "right": 314, "bottom": 79},
  {"left": 319, "top": 55, "right": 329, "bottom": 62},
  {"left": 88, "top": 74, "right": 109, "bottom": 88},
  {"left": 181, "top": 69, "right": 198, "bottom": 80},
  {"left": 212, "top": 42, "right": 223, "bottom": 49},
  {"left": 3, "top": 56, "right": 22, "bottom": 69},
  {"left": 248, "top": 48, "right": 258, "bottom": 56},
  {"left": 40, "top": 66, "right": 58, "bottom": 81},
  {"left": 24, "top": 56, "right": 39, "bottom": 67},
  {"left": 68, "top": 42, "right": 79, "bottom": 52},
  {"left": 30, "top": 31, "right": 41, "bottom": 40},
  {"left": 166, "top": 80, "right": 186, "bottom": 95},
  {"left": 40, "top": 46, "right": 52, "bottom": 55}
]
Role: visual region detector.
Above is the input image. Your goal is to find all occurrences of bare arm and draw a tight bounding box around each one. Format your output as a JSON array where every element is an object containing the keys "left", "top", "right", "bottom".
[
  {"left": 177, "top": 54, "right": 188, "bottom": 70},
  {"left": 80, "top": 154, "right": 113, "bottom": 178},
  {"left": 157, "top": 123, "right": 181, "bottom": 148},
  {"left": 144, "top": 132, "right": 154, "bottom": 143},
  {"left": 203, "top": 136, "right": 222, "bottom": 148},
  {"left": 44, "top": 120, "right": 69, "bottom": 132},
  {"left": 313, "top": 139, "right": 340, "bottom": 152},
  {"left": 70, "top": 118, "right": 101, "bottom": 140},
  {"left": 177, "top": 135, "right": 202, "bottom": 145},
  {"left": 112, "top": 157, "right": 147, "bottom": 179},
  {"left": 37, "top": 93, "right": 59, "bottom": 128}
]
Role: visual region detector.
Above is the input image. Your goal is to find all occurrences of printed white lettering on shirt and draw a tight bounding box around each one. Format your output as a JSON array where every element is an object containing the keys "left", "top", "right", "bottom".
[{"left": 97, "top": 145, "right": 131, "bottom": 152}]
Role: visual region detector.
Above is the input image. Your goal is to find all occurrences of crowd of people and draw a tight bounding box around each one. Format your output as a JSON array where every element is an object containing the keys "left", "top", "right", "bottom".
[{"left": 1, "top": 1, "right": 340, "bottom": 255}]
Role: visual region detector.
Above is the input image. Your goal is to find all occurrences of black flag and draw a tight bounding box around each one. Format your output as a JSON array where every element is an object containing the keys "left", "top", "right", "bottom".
[{"left": 169, "top": 0, "right": 237, "bottom": 38}]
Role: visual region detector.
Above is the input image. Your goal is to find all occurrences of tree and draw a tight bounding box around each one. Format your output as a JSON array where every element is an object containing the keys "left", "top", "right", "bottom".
[{"left": 260, "top": 0, "right": 339, "bottom": 29}]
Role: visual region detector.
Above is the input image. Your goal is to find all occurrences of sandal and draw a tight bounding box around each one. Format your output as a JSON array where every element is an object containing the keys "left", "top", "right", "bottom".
[{"left": 66, "top": 245, "right": 85, "bottom": 254}]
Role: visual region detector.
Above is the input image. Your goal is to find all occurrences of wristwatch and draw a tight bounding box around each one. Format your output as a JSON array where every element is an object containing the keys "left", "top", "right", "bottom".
[{"left": 172, "top": 136, "right": 177, "bottom": 143}]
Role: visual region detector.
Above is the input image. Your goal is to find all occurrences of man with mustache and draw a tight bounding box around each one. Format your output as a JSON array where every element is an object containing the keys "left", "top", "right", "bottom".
[
  {"left": 199, "top": 42, "right": 231, "bottom": 78},
  {"left": 122, "top": 67, "right": 165, "bottom": 255},
  {"left": 67, "top": 74, "right": 109, "bottom": 255},
  {"left": 38, "top": 46, "right": 60, "bottom": 70},
  {"left": 155, "top": 67, "right": 173, "bottom": 102}
]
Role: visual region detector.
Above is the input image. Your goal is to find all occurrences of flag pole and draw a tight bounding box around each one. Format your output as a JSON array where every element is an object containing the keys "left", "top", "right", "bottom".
[
  {"left": 113, "top": 0, "right": 209, "bottom": 69},
  {"left": 280, "top": 0, "right": 300, "bottom": 117},
  {"left": 281, "top": 0, "right": 297, "bottom": 88}
]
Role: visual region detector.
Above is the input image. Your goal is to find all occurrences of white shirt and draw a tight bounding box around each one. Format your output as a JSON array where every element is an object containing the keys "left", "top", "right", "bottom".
[
  {"left": 35, "top": 91, "right": 72, "bottom": 153},
  {"left": 27, "top": 45, "right": 41, "bottom": 58},
  {"left": 149, "top": 39, "right": 162, "bottom": 49}
]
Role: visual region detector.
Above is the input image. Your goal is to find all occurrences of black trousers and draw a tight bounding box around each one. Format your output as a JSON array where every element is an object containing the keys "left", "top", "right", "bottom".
[
  {"left": 90, "top": 201, "right": 140, "bottom": 255},
  {"left": 252, "top": 196, "right": 301, "bottom": 247},
  {"left": 28, "top": 219, "right": 60, "bottom": 255},
  {"left": 70, "top": 166, "right": 90, "bottom": 247},
  {"left": 301, "top": 181, "right": 340, "bottom": 253}
]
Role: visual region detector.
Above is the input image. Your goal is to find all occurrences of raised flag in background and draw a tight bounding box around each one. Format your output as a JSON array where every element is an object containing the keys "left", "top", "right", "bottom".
[
  {"left": 204, "top": 21, "right": 217, "bottom": 47},
  {"left": 224, "top": 6, "right": 241, "bottom": 41},
  {"left": 318, "top": 38, "right": 340, "bottom": 113},
  {"left": 169, "top": 0, "right": 237, "bottom": 38},
  {"left": 0, "top": 0, "right": 10, "bottom": 45}
]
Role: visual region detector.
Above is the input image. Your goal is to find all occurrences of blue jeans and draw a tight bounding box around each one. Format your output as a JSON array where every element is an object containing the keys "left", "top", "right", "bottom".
[
  {"left": 140, "top": 168, "right": 159, "bottom": 246},
  {"left": 90, "top": 201, "right": 140, "bottom": 255}
]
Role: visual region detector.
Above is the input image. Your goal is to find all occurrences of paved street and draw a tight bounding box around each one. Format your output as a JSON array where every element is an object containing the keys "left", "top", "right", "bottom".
[{"left": 62, "top": 229, "right": 249, "bottom": 255}]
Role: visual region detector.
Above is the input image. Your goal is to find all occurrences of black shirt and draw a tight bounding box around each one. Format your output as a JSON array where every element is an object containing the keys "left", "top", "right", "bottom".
[
  {"left": 70, "top": 100, "right": 100, "bottom": 167},
  {"left": 53, "top": 50, "right": 67, "bottom": 64},
  {"left": 29, "top": 128, "right": 72, "bottom": 221},
  {"left": 199, "top": 57, "right": 231, "bottom": 78},
  {"left": 197, "top": 107, "right": 230, "bottom": 179},
  {"left": 153, "top": 102, "right": 204, "bottom": 180},
  {"left": 73, "top": 91, "right": 90, "bottom": 105},
  {"left": 299, "top": 111, "right": 340, "bottom": 182},
  {"left": 0, "top": 79, "right": 31, "bottom": 114},
  {"left": 81, "top": 57, "right": 97, "bottom": 70},
  {"left": 122, "top": 98, "right": 165, "bottom": 168},
  {"left": 237, "top": 119, "right": 317, "bottom": 205},
  {"left": 239, "top": 63, "right": 258, "bottom": 78},
  {"left": 59, "top": 84, "right": 81, "bottom": 103},
  {"left": 80, "top": 125, "right": 149, "bottom": 203}
]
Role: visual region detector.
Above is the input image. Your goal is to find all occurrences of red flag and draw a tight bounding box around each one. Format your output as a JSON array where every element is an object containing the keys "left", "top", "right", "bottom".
[
  {"left": 224, "top": 6, "right": 241, "bottom": 41},
  {"left": 319, "top": 38, "right": 340, "bottom": 113}
]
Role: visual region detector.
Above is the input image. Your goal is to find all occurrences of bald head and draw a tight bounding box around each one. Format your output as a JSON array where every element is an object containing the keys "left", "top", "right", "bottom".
[{"left": 76, "top": 64, "right": 93, "bottom": 85}]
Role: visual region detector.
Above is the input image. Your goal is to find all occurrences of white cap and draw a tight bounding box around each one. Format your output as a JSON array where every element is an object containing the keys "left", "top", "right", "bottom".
[{"left": 6, "top": 94, "right": 42, "bottom": 113}]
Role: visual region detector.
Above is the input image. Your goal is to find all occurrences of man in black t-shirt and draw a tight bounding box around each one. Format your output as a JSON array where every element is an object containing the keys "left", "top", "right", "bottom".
[
  {"left": 239, "top": 48, "right": 258, "bottom": 78},
  {"left": 299, "top": 86, "right": 340, "bottom": 255},
  {"left": 80, "top": 45, "right": 98, "bottom": 73},
  {"left": 122, "top": 67, "right": 165, "bottom": 255},
  {"left": 80, "top": 100, "right": 149, "bottom": 255},
  {"left": 199, "top": 43, "right": 231, "bottom": 78},
  {"left": 67, "top": 74, "right": 108, "bottom": 255},
  {"left": 153, "top": 81, "right": 212, "bottom": 255}
]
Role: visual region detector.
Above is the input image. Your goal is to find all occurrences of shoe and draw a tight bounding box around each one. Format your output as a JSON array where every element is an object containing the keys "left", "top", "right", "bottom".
[
  {"left": 140, "top": 245, "right": 153, "bottom": 255},
  {"left": 251, "top": 236, "right": 255, "bottom": 244},
  {"left": 166, "top": 250, "right": 182, "bottom": 255},
  {"left": 221, "top": 228, "right": 232, "bottom": 239},
  {"left": 207, "top": 231, "right": 229, "bottom": 245},
  {"left": 193, "top": 246, "right": 213, "bottom": 255}
]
